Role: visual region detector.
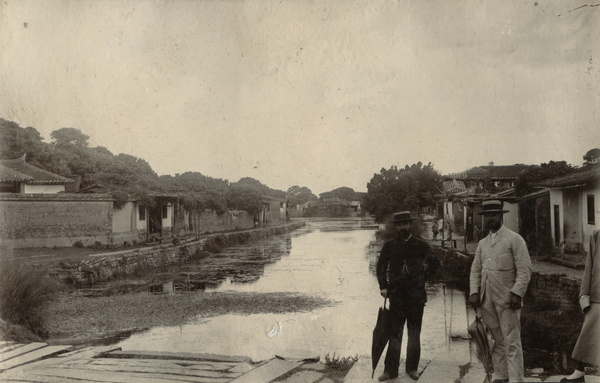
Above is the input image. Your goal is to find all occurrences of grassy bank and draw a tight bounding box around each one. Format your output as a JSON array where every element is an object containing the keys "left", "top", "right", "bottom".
[
  {"left": 42, "top": 291, "right": 337, "bottom": 342},
  {"left": 0, "top": 257, "right": 63, "bottom": 340}
]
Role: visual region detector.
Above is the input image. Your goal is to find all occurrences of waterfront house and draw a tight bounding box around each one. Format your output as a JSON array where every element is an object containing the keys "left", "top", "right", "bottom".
[
  {"left": 0, "top": 154, "right": 73, "bottom": 193},
  {"left": 436, "top": 164, "right": 530, "bottom": 241},
  {"left": 538, "top": 163, "right": 600, "bottom": 255},
  {"left": 0, "top": 156, "right": 114, "bottom": 248}
]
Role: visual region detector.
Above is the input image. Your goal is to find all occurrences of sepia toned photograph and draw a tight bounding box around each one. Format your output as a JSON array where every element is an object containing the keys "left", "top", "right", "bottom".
[{"left": 0, "top": 1, "right": 599, "bottom": 382}]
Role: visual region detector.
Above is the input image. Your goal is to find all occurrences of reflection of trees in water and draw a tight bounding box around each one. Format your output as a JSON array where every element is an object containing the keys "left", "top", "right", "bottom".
[
  {"left": 367, "top": 239, "right": 381, "bottom": 277},
  {"left": 181, "top": 234, "right": 293, "bottom": 288}
]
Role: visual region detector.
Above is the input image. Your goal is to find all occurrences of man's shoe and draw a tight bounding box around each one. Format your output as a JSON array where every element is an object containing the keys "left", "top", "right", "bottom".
[
  {"left": 491, "top": 379, "right": 509, "bottom": 383},
  {"left": 378, "top": 372, "right": 391, "bottom": 381},
  {"left": 407, "top": 370, "right": 420, "bottom": 380},
  {"left": 560, "top": 376, "right": 585, "bottom": 383}
]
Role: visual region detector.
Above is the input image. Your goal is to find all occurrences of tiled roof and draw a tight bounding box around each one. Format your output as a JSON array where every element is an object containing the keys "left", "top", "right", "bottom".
[
  {"left": 0, "top": 156, "right": 73, "bottom": 184},
  {"left": 442, "top": 179, "right": 467, "bottom": 193},
  {"left": 538, "top": 163, "right": 600, "bottom": 188},
  {"left": 448, "top": 165, "right": 530, "bottom": 180}
]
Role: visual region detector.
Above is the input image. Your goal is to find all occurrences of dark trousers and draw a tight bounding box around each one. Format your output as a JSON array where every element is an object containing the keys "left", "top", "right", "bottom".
[{"left": 384, "top": 300, "right": 424, "bottom": 376}]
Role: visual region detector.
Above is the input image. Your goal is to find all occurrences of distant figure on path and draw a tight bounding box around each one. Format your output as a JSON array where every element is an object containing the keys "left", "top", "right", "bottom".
[
  {"left": 468, "top": 200, "right": 532, "bottom": 383},
  {"left": 432, "top": 220, "right": 439, "bottom": 240},
  {"left": 376, "top": 211, "right": 440, "bottom": 381},
  {"left": 560, "top": 229, "right": 600, "bottom": 383}
]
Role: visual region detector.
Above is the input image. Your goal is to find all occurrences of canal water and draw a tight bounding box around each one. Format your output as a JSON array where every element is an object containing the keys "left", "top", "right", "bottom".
[{"left": 116, "top": 218, "right": 473, "bottom": 363}]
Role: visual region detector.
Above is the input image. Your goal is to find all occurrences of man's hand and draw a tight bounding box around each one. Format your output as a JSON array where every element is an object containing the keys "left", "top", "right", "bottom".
[
  {"left": 509, "top": 293, "right": 522, "bottom": 310},
  {"left": 380, "top": 289, "right": 388, "bottom": 298},
  {"left": 468, "top": 293, "right": 480, "bottom": 308}
]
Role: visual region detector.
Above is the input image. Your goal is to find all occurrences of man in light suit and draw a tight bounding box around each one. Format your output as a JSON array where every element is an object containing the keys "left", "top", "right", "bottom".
[{"left": 469, "top": 199, "right": 532, "bottom": 383}]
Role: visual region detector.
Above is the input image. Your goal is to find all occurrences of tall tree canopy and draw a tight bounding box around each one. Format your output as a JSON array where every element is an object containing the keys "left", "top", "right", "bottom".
[
  {"left": 50, "top": 127, "right": 90, "bottom": 148},
  {"left": 514, "top": 161, "right": 578, "bottom": 195},
  {"left": 319, "top": 187, "right": 360, "bottom": 201},
  {"left": 235, "top": 177, "right": 287, "bottom": 199},
  {"left": 287, "top": 185, "right": 318, "bottom": 206},
  {"left": 226, "top": 185, "right": 263, "bottom": 215},
  {"left": 364, "top": 162, "right": 440, "bottom": 223},
  {"left": 0, "top": 119, "right": 283, "bottom": 215},
  {"left": 583, "top": 148, "right": 600, "bottom": 166}
]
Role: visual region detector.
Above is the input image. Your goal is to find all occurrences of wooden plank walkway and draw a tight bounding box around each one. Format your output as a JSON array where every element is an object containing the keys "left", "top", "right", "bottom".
[{"left": 0, "top": 343, "right": 328, "bottom": 382}]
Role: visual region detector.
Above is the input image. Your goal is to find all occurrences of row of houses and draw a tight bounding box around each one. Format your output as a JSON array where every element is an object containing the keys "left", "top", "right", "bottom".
[
  {"left": 436, "top": 163, "right": 600, "bottom": 257},
  {"left": 0, "top": 156, "right": 289, "bottom": 249}
]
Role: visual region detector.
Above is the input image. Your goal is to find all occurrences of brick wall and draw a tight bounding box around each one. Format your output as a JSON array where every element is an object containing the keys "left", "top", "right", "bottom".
[
  {"left": 526, "top": 273, "right": 580, "bottom": 312},
  {"left": 191, "top": 209, "right": 254, "bottom": 235},
  {"left": 0, "top": 193, "right": 114, "bottom": 248}
]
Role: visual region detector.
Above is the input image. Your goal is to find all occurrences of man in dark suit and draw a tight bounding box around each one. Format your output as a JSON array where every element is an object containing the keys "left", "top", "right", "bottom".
[{"left": 376, "top": 211, "right": 440, "bottom": 381}]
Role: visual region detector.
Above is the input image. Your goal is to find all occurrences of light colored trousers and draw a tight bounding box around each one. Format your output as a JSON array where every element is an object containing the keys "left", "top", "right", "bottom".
[{"left": 481, "top": 295, "right": 524, "bottom": 382}]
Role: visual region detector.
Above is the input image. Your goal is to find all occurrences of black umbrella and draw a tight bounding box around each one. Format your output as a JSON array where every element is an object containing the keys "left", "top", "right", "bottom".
[
  {"left": 371, "top": 297, "right": 390, "bottom": 379},
  {"left": 467, "top": 309, "right": 494, "bottom": 383}
]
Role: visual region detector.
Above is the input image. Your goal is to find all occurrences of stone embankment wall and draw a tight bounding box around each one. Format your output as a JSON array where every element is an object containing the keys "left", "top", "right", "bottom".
[
  {"left": 433, "top": 247, "right": 581, "bottom": 312},
  {"left": 54, "top": 222, "right": 305, "bottom": 285},
  {"left": 526, "top": 273, "right": 580, "bottom": 312}
]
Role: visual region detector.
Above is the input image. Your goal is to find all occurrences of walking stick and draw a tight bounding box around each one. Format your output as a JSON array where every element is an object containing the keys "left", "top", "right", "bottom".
[
  {"left": 448, "top": 288, "right": 453, "bottom": 350},
  {"left": 443, "top": 284, "right": 447, "bottom": 344}
]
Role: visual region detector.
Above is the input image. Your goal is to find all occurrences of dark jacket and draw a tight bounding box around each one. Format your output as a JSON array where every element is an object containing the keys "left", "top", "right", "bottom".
[{"left": 376, "top": 235, "right": 439, "bottom": 305}]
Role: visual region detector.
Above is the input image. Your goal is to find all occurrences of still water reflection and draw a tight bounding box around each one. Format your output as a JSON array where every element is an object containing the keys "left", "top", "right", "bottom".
[{"left": 116, "top": 218, "right": 472, "bottom": 363}]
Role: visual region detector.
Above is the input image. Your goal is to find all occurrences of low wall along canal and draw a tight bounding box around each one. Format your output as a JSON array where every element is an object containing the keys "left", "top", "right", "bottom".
[{"left": 54, "top": 222, "right": 305, "bottom": 286}]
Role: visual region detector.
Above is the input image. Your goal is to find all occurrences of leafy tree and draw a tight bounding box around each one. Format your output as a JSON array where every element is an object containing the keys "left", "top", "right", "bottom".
[
  {"left": 583, "top": 148, "right": 600, "bottom": 166},
  {"left": 0, "top": 119, "right": 71, "bottom": 175},
  {"left": 319, "top": 187, "right": 358, "bottom": 201},
  {"left": 287, "top": 185, "right": 318, "bottom": 206},
  {"left": 514, "top": 161, "right": 578, "bottom": 195},
  {"left": 0, "top": 119, "right": 44, "bottom": 159},
  {"left": 50, "top": 127, "right": 90, "bottom": 148},
  {"left": 235, "top": 177, "right": 287, "bottom": 199},
  {"left": 226, "top": 185, "right": 263, "bottom": 215},
  {"left": 364, "top": 162, "right": 440, "bottom": 222},
  {"left": 1, "top": 119, "right": 290, "bottom": 217}
]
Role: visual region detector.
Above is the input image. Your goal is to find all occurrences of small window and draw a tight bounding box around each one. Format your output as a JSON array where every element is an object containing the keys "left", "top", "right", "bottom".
[
  {"left": 588, "top": 195, "right": 595, "bottom": 225},
  {"left": 162, "top": 205, "right": 168, "bottom": 219},
  {"left": 139, "top": 205, "right": 146, "bottom": 221}
]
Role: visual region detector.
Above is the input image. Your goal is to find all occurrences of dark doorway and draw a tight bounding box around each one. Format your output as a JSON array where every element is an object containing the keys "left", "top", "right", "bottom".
[
  {"left": 149, "top": 206, "right": 163, "bottom": 241},
  {"left": 519, "top": 199, "right": 537, "bottom": 253},
  {"left": 553, "top": 205, "right": 560, "bottom": 246},
  {"left": 535, "top": 195, "right": 552, "bottom": 255}
]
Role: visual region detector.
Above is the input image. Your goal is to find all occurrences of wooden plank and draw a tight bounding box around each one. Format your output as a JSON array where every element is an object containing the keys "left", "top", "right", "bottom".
[
  {"left": 0, "top": 370, "right": 75, "bottom": 383},
  {"left": 0, "top": 345, "right": 72, "bottom": 371},
  {"left": 0, "top": 343, "right": 47, "bottom": 363},
  {"left": 104, "top": 350, "right": 252, "bottom": 363},
  {"left": 58, "top": 346, "right": 121, "bottom": 360},
  {"left": 54, "top": 361, "right": 240, "bottom": 379},
  {"left": 84, "top": 360, "right": 242, "bottom": 379},
  {"left": 2, "top": 346, "right": 118, "bottom": 377},
  {"left": 24, "top": 367, "right": 232, "bottom": 383},
  {"left": 228, "top": 363, "right": 255, "bottom": 374},
  {"left": 0, "top": 343, "right": 23, "bottom": 354},
  {"left": 85, "top": 358, "right": 242, "bottom": 374},
  {"left": 0, "top": 341, "right": 16, "bottom": 350},
  {"left": 230, "top": 359, "right": 302, "bottom": 383},
  {"left": 279, "top": 370, "right": 323, "bottom": 383}
]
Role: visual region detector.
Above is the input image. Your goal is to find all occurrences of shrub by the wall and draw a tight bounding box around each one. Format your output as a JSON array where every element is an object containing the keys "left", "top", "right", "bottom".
[{"left": 0, "top": 258, "right": 61, "bottom": 338}]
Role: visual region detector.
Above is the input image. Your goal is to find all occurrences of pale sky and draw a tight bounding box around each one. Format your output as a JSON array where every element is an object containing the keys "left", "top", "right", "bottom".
[{"left": 1, "top": 0, "right": 598, "bottom": 195}]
